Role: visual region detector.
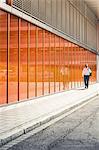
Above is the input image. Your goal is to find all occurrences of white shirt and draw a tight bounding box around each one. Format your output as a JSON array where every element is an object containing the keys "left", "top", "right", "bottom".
[{"left": 82, "top": 67, "right": 92, "bottom": 76}]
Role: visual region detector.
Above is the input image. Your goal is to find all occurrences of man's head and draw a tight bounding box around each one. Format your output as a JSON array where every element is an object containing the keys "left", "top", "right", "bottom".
[{"left": 85, "top": 64, "right": 88, "bottom": 68}]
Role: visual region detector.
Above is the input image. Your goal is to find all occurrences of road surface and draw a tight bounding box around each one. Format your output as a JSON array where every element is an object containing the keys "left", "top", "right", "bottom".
[{"left": 1, "top": 95, "right": 99, "bottom": 150}]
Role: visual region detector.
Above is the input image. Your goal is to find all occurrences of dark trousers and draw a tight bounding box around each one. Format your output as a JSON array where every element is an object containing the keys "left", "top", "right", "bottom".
[{"left": 84, "top": 75, "right": 89, "bottom": 88}]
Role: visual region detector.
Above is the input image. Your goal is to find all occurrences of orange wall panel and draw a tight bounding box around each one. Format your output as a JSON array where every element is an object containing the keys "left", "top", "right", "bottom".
[
  {"left": 19, "top": 20, "right": 28, "bottom": 100},
  {"left": 8, "top": 15, "right": 18, "bottom": 103},
  {"left": 0, "top": 9, "right": 97, "bottom": 106},
  {"left": 0, "top": 10, "right": 7, "bottom": 104}
]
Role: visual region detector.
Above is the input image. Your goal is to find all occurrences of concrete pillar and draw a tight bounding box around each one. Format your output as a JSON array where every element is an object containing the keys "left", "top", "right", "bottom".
[
  {"left": 0, "top": 0, "right": 6, "bottom": 3},
  {"left": 97, "top": 23, "right": 99, "bottom": 82},
  {"left": 6, "top": 0, "right": 13, "bottom": 6},
  {"left": 97, "top": 55, "right": 99, "bottom": 82}
]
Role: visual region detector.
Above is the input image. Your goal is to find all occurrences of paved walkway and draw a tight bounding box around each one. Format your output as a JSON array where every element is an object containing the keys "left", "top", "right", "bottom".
[{"left": 0, "top": 83, "right": 99, "bottom": 146}]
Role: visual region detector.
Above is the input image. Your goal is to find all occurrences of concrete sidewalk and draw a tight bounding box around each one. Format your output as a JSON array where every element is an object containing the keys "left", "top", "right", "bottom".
[{"left": 0, "top": 83, "right": 99, "bottom": 147}]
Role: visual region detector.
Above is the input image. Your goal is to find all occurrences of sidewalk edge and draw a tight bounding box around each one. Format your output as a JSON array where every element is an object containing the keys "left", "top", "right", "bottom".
[{"left": 0, "top": 92, "right": 98, "bottom": 147}]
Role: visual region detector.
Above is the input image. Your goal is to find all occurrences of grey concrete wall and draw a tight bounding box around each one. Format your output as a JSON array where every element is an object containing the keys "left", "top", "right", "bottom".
[
  {"left": 12, "top": 0, "right": 97, "bottom": 51},
  {"left": 97, "top": 23, "right": 99, "bottom": 52},
  {"left": 97, "top": 23, "right": 99, "bottom": 82},
  {"left": 97, "top": 55, "right": 99, "bottom": 82}
]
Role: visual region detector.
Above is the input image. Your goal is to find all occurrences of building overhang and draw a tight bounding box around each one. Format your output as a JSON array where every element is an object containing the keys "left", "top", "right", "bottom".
[
  {"left": 85, "top": 0, "right": 99, "bottom": 21},
  {"left": 0, "top": 1, "right": 98, "bottom": 54}
]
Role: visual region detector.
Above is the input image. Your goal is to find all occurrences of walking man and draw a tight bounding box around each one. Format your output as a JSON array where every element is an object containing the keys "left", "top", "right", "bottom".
[{"left": 82, "top": 64, "right": 92, "bottom": 89}]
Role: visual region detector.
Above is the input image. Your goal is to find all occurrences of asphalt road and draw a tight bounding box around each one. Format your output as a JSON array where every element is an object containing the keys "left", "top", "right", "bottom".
[{"left": 1, "top": 95, "right": 99, "bottom": 150}]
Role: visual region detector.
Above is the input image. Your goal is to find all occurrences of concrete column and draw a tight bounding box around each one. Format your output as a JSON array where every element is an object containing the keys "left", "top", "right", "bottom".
[
  {"left": 97, "top": 55, "right": 99, "bottom": 82},
  {"left": 97, "top": 23, "right": 99, "bottom": 82},
  {"left": 0, "top": 0, "right": 6, "bottom": 3},
  {"left": 6, "top": 0, "right": 13, "bottom": 6}
]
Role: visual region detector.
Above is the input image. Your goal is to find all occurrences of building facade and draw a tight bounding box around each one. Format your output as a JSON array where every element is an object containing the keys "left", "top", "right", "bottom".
[{"left": 0, "top": 0, "right": 98, "bottom": 106}]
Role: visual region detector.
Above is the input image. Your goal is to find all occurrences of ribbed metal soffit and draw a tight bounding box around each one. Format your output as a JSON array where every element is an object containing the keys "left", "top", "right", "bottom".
[
  {"left": 13, "top": 0, "right": 33, "bottom": 15},
  {"left": 84, "top": 0, "right": 99, "bottom": 20},
  {"left": 13, "top": 0, "right": 99, "bottom": 21}
]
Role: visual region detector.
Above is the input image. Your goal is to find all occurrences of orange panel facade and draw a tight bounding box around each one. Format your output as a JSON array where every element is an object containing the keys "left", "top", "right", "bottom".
[
  {"left": 0, "top": 9, "right": 97, "bottom": 106},
  {"left": 0, "top": 10, "right": 7, "bottom": 104}
]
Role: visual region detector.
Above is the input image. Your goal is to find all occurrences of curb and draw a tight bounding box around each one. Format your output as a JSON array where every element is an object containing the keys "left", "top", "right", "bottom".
[{"left": 0, "top": 91, "right": 98, "bottom": 147}]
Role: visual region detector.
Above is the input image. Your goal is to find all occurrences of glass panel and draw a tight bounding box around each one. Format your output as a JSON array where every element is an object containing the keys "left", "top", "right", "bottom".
[
  {"left": 86, "top": 49, "right": 88, "bottom": 66},
  {"left": 71, "top": 43, "right": 75, "bottom": 88},
  {"left": 78, "top": 46, "right": 80, "bottom": 87},
  {"left": 83, "top": 48, "right": 86, "bottom": 87},
  {"left": 60, "top": 38, "right": 64, "bottom": 91},
  {"left": 78, "top": 46, "right": 81, "bottom": 86},
  {"left": 50, "top": 33, "right": 55, "bottom": 94},
  {"left": 68, "top": 42, "right": 72, "bottom": 89},
  {"left": 8, "top": 15, "right": 18, "bottom": 103},
  {"left": 88, "top": 51, "right": 91, "bottom": 84},
  {"left": 73, "top": 44, "right": 76, "bottom": 88},
  {"left": 19, "top": 20, "right": 28, "bottom": 100},
  {"left": 49, "top": 32, "right": 51, "bottom": 94},
  {"left": 77, "top": 46, "right": 80, "bottom": 87},
  {"left": 80, "top": 48, "right": 84, "bottom": 86},
  {"left": 80, "top": 47, "right": 82, "bottom": 86},
  {"left": 91, "top": 52, "right": 93, "bottom": 83},
  {"left": 75, "top": 45, "right": 78, "bottom": 87},
  {"left": 94, "top": 54, "right": 96, "bottom": 82},
  {"left": 0, "top": 10, "right": 7, "bottom": 104},
  {"left": 91, "top": 52, "right": 96, "bottom": 84},
  {"left": 29, "top": 24, "right": 36, "bottom": 98},
  {"left": 55, "top": 36, "right": 60, "bottom": 92},
  {"left": 64, "top": 40, "right": 69, "bottom": 90},
  {"left": 44, "top": 30, "right": 50, "bottom": 95},
  {"left": 37, "top": 27, "right": 43, "bottom": 96}
]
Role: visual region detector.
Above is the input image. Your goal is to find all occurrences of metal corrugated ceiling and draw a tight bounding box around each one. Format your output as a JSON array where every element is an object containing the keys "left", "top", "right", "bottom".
[{"left": 85, "top": 0, "right": 99, "bottom": 20}]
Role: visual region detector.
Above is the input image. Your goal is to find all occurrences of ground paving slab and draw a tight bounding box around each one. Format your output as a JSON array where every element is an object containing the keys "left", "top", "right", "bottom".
[{"left": 0, "top": 83, "right": 99, "bottom": 147}]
